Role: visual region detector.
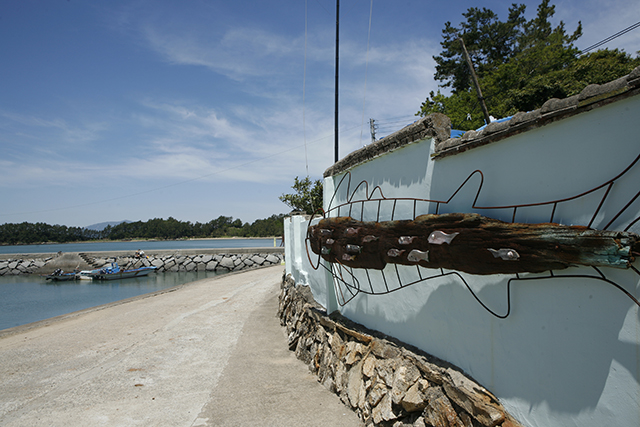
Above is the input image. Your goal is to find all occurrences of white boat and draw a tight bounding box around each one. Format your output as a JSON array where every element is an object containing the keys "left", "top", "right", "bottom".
[{"left": 80, "top": 262, "right": 157, "bottom": 281}]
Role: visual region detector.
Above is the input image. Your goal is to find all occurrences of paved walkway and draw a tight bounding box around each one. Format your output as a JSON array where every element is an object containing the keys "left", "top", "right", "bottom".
[{"left": 0, "top": 266, "right": 363, "bottom": 426}]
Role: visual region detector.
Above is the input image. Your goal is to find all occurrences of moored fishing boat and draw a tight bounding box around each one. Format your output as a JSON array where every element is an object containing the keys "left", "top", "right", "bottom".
[
  {"left": 81, "top": 262, "right": 157, "bottom": 281},
  {"left": 44, "top": 268, "right": 79, "bottom": 281}
]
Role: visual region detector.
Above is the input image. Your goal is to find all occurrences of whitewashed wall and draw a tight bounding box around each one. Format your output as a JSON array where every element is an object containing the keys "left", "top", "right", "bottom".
[
  {"left": 286, "top": 95, "right": 640, "bottom": 427},
  {"left": 284, "top": 214, "right": 338, "bottom": 312}
]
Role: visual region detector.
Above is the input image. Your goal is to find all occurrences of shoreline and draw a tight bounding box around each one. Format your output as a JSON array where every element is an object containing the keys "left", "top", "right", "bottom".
[
  {"left": 0, "top": 266, "right": 362, "bottom": 427},
  {"left": 0, "top": 266, "right": 260, "bottom": 339},
  {"left": 0, "top": 236, "right": 282, "bottom": 248}
]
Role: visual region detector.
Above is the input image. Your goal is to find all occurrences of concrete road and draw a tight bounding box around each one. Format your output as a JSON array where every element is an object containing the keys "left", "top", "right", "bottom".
[{"left": 0, "top": 266, "right": 363, "bottom": 427}]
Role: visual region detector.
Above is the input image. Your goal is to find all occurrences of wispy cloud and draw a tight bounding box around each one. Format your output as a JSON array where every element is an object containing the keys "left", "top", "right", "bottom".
[
  {"left": 0, "top": 111, "right": 107, "bottom": 146},
  {"left": 141, "top": 25, "right": 303, "bottom": 81}
]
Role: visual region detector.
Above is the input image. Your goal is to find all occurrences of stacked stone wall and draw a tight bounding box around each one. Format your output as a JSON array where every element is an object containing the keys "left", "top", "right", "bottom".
[
  {"left": 0, "top": 258, "right": 52, "bottom": 275},
  {"left": 91, "top": 252, "right": 283, "bottom": 273},
  {"left": 279, "top": 274, "right": 523, "bottom": 427},
  {"left": 0, "top": 251, "right": 283, "bottom": 276}
]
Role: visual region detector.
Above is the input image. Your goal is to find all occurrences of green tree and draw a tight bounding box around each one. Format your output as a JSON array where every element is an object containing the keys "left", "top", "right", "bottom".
[
  {"left": 569, "top": 49, "right": 640, "bottom": 87},
  {"left": 480, "top": 1, "right": 582, "bottom": 116},
  {"left": 418, "top": 0, "right": 638, "bottom": 130},
  {"left": 0, "top": 214, "right": 290, "bottom": 244},
  {"left": 279, "top": 176, "right": 323, "bottom": 215},
  {"left": 433, "top": 4, "right": 527, "bottom": 93},
  {"left": 245, "top": 214, "right": 285, "bottom": 237}
]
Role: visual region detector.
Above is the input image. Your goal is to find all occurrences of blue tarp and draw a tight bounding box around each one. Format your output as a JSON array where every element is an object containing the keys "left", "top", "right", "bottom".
[{"left": 451, "top": 116, "right": 514, "bottom": 138}]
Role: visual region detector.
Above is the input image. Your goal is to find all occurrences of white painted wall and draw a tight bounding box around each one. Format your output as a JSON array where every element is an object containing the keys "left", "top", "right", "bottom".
[
  {"left": 284, "top": 214, "right": 338, "bottom": 312},
  {"left": 285, "top": 96, "right": 640, "bottom": 427}
]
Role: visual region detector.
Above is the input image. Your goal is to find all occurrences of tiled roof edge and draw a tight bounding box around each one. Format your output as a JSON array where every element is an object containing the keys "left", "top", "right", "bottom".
[
  {"left": 324, "top": 113, "right": 451, "bottom": 178},
  {"left": 432, "top": 65, "right": 640, "bottom": 159}
]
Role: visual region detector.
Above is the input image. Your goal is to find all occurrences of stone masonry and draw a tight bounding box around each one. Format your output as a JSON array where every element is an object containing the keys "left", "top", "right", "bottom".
[
  {"left": 0, "top": 250, "right": 283, "bottom": 276},
  {"left": 279, "top": 274, "right": 523, "bottom": 427},
  {"left": 84, "top": 252, "right": 283, "bottom": 273}
]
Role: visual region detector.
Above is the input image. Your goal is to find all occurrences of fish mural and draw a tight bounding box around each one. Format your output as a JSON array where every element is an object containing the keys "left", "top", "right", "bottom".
[
  {"left": 305, "top": 153, "right": 640, "bottom": 313},
  {"left": 308, "top": 213, "right": 639, "bottom": 275}
]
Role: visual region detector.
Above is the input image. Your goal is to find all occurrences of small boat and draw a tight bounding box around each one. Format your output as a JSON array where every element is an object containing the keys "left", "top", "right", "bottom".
[
  {"left": 44, "top": 269, "right": 78, "bottom": 281},
  {"left": 82, "top": 262, "right": 157, "bottom": 281},
  {"left": 77, "top": 269, "right": 97, "bottom": 280}
]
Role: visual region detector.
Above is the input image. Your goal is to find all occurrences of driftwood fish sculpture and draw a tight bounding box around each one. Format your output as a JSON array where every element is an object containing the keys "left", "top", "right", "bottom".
[{"left": 308, "top": 213, "right": 639, "bottom": 275}]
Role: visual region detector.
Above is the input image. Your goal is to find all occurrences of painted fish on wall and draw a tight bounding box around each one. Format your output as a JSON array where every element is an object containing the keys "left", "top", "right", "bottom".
[{"left": 308, "top": 213, "right": 639, "bottom": 275}]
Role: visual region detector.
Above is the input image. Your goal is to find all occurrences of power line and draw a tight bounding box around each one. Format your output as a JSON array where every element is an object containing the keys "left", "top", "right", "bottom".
[
  {"left": 376, "top": 114, "right": 419, "bottom": 122},
  {"left": 359, "top": 0, "right": 374, "bottom": 147},
  {"left": 303, "top": 0, "right": 309, "bottom": 176},
  {"left": 375, "top": 118, "right": 416, "bottom": 126},
  {"left": 579, "top": 21, "right": 640, "bottom": 54},
  {"left": 312, "top": 0, "right": 332, "bottom": 17}
]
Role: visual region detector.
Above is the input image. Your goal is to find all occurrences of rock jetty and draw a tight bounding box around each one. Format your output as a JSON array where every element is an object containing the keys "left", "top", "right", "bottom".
[{"left": 0, "top": 249, "right": 284, "bottom": 276}]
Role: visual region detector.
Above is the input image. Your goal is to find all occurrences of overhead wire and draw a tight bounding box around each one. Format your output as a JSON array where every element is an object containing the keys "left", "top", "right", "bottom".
[
  {"left": 579, "top": 20, "right": 640, "bottom": 54},
  {"left": 359, "top": 0, "right": 374, "bottom": 146},
  {"left": 312, "top": 0, "right": 332, "bottom": 17},
  {"left": 303, "top": 0, "right": 309, "bottom": 176},
  {"left": 375, "top": 118, "right": 417, "bottom": 126},
  {"left": 373, "top": 115, "right": 419, "bottom": 138},
  {"left": 376, "top": 114, "right": 419, "bottom": 122}
]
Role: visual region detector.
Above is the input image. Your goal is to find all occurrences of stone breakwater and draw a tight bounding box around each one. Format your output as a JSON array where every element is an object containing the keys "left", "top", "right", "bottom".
[
  {"left": 0, "top": 258, "right": 50, "bottom": 275},
  {"left": 0, "top": 248, "right": 284, "bottom": 276},
  {"left": 279, "top": 274, "right": 523, "bottom": 427},
  {"left": 86, "top": 252, "right": 283, "bottom": 273}
]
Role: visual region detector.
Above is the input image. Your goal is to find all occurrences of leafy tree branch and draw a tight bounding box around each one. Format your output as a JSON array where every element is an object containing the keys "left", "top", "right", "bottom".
[
  {"left": 279, "top": 176, "right": 323, "bottom": 215},
  {"left": 419, "top": 0, "right": 639, "bottom": 130}
]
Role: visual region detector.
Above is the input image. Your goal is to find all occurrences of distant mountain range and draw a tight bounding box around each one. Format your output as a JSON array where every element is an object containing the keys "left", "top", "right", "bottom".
[{"left": 84, "top": 220, "right": 131, "bottom": 231}]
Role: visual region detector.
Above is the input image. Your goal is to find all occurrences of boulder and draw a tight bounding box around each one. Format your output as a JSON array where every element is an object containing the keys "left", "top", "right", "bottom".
[
  {"left": 251, "top": 255, "right": 265, "bottom": 265},
  {"left": 422, "top": 387, "right": 464, "bottom": 427},
  {"left": 219, "top": 257, "right": 235, "bottom": 270},
  {"left": 266, "top": 254, "right": 280, "bottom": 264},
  {"left": 391, "top": 363, "right": 421, "bottom": 405}
]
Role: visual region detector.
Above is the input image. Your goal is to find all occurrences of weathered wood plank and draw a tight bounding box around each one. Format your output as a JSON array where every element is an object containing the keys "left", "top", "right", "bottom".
[{"left": 308, "top": 213, "right": 639, "bottom": 275}]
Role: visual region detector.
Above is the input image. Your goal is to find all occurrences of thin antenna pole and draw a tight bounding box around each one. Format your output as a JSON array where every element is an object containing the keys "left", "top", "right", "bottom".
[
  {"left": 359, "top": 0, "right": 373, "bottom": 147},
  {"left": 303, "top": 0, "right": 309, "bottom": 176},
  {"left": 369, "top": 118, "right": 376, "bottom": 143},
  {"left": 334, "top": 0, "right": 340, "bottom": 163},
  {"left": 459, "top": 37, "right": 491, "bottom": 125}
]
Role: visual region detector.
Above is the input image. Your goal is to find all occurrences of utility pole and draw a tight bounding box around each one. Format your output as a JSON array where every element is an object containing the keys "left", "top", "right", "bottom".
[
  {"left": 369, "top": 118, "right": 377, "bottom": 144},
  {"left": 458, "top": 37, "right": 491, "bottom": 125},
  {"left": 334, "top": 0, "right": 340, "bottom": 163}
]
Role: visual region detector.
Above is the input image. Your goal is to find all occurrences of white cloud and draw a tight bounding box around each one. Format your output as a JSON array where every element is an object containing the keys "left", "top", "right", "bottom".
[
  {"left": 0, "top": 111, "right": 106, "bottom": 146},
  {"left": 141, "top": 24, "right": 303, "bottom": 81},
  {"left": 137, "top": 101, "right": 250, "bottom": 145}
]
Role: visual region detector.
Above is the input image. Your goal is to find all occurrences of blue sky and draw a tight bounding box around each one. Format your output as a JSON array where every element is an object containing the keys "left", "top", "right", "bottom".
[{"left": 1, "top": 0, "right": 638, "bottom": 227}]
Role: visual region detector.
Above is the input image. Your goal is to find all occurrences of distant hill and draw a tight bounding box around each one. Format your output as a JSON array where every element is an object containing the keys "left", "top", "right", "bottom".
[{"left": 84, "top": 220, "right": 131, "bottom": 231}]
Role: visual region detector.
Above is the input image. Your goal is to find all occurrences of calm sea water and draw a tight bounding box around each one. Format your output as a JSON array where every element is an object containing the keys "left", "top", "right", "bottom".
[
  {"left": 0, "top": 238, "right": 283, "bottom": 331},
  {"left": 0, "top": 270, "right": 228, "bottom": 331},
  {"left": 0, "top": 238, "right": 282, "bottom": 254}
]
